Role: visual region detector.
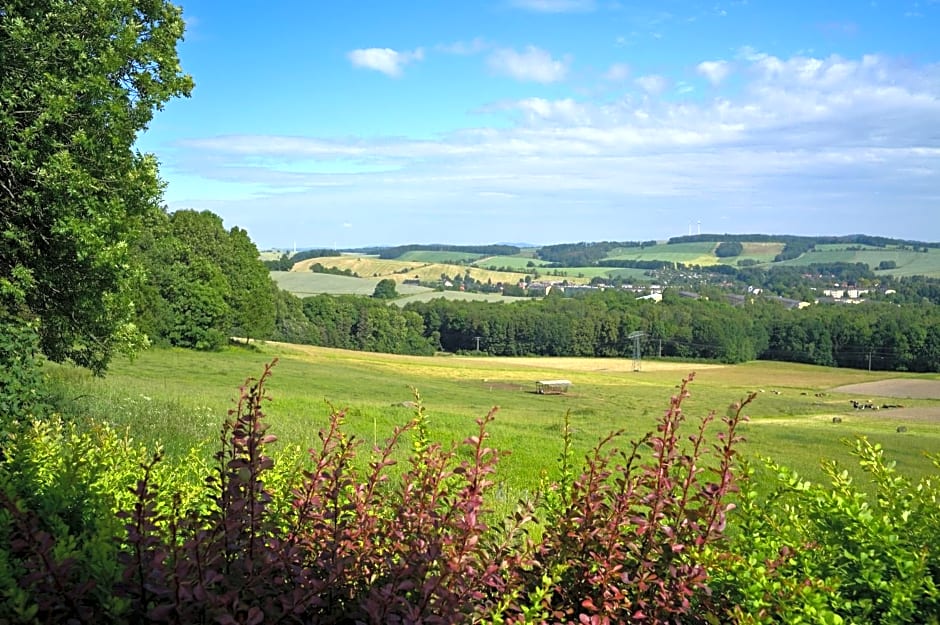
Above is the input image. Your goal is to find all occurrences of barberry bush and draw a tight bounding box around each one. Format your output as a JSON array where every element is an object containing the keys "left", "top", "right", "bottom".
[
  {"left": 513, "top": 374, "right": 751, "bottom": 625},
  {"left": 107, "top": 365, "right": 752, "bottom": 624}
]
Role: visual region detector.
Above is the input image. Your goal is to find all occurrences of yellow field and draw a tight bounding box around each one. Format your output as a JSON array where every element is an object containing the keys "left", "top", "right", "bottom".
[{"left": 292, "top": 256, "right": 530, "bottom": 285}]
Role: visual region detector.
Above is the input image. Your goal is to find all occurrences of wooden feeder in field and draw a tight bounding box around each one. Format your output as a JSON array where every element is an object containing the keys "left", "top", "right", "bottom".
[{"left": 536, "top": 379, "right": 572, "bottom": 395}]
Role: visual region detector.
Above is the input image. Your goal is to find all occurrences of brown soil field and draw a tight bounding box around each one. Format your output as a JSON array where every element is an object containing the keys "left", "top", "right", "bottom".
[{"left": 831, "top": 379, "right": 940, "bottom": 400}]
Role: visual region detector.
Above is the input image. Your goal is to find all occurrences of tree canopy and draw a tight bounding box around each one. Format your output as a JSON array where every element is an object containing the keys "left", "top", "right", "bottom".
[
  {"left": 372, "top": 278, "right": 398, "bottom": 299},
  {"left": 134, "top": 209, "right": 276, "bottom": 350},
  {"left": 0, "top": 0, "right": 193, "bottom": 372}
]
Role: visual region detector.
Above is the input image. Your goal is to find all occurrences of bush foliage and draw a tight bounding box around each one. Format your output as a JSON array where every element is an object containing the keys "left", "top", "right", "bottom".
[{"left": 1, "top": 362, "right": 939, "bottom": 623}]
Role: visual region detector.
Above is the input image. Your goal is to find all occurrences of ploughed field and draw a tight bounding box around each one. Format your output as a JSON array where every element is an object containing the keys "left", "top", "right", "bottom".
[{"left": 50, "top": 342, "right": 940, "bottom": 494}]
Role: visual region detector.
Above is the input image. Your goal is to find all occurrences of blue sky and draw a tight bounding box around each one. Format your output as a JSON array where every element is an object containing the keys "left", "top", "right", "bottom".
[{"left": 137, "top": 0, "right": 940, "bottom": 249}]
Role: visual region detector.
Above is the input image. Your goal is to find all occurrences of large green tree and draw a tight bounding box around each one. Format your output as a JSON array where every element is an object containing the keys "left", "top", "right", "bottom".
[
  {"left": 135, "top": 209, "right": 276, "bottom": 349},
  {"left": 0, "top": 0, "right": 192, "bottom": 372}
]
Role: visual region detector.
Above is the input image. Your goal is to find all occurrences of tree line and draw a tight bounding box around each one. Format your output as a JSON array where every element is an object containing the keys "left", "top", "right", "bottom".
[
  {"left": 259, "top": 287, "right": 940, "bottom": 372},
  {"left": 377, "top": 243, "right": 521, "bottom": 259},
  {"left": 668, "top": 233, "right": 940, "bottom": 249},
  {"left": 535, "top": 240, "right": 658, "bottom": 266},
  {"left": 398, "top": 291, "right": 940, "bottom": 370}
]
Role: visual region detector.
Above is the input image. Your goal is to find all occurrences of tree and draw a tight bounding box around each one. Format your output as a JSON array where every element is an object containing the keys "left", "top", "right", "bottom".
[
  {"left": 224, "top": 227, "right": 276, "bottom": 343},
  {"left": 134, "top": 209, "right": 277, "bottom": 349},
  {"left": 372, "top": 278, "right": 398, "bottom": 299},
  {"left": 715, "top": 241, "right": 744, "bottom": 258},
  {"left": 0, "top": 0, "right": 193, "bottom": 373}
]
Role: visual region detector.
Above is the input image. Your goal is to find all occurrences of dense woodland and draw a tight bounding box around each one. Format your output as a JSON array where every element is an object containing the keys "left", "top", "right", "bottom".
[{"left": 265, "top": 288, "right": 940, "bottom": 372}]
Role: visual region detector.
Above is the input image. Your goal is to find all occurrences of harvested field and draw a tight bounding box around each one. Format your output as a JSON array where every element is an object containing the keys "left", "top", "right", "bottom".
[
  {"left": 831, "top": 379, "right": 940, "bottom": 400},
  {"left": 456, "top": 355, "right": 725, "bottom": 373}
]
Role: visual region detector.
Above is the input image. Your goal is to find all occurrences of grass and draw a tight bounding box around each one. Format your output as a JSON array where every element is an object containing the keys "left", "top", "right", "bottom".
[
  {"left": 290, "top": 256, "right": 531, "bottom": 287},
  {"left": 606, "top": 242, "right": 720, "bottom": 266},
  {"left": 270, "top": 271, "right": 432, "bottom": 296},
  {"left": 397, "top": 251, "right": 484, "bottom": 263},
  {"left": 778, "top": 246, "right": 940, "bottom": 277},
  {"left": 258, "top": 249, "right": 287, "bottom": 261},
  {"left": 735, "top": 242, "right": 786, "bottom": 264},
  {"left": 392, "top": 291, "right": 530, "bottom": 306},
  {"left": 47, "top": 344, "right": 940, "bottom": 497},
  {"left": 474, "top": 255, "right": 551, "bottom": 270}
]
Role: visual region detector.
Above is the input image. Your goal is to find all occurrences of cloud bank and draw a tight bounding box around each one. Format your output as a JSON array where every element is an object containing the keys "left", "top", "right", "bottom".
[{"left": 167, "top": 50, "right": 940, "bottom": 246}]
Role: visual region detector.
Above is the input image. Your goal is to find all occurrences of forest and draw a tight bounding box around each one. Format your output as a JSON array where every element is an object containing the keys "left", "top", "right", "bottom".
[{"left": 272, "top": 288, "right": 940, "bottom": 372}]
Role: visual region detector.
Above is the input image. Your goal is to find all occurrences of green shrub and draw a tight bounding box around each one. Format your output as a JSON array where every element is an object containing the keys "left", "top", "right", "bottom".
[{"left": 711, "top": 440, "right": 940, "bottom": 624}]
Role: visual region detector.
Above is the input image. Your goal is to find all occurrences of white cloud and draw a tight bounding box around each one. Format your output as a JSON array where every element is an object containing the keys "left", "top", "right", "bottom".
[
  {"left": 488, "top": 46, "right": 570, "bottom": 83},
  {"left": 170, "top": 51, "right": 940, "bottom": 245},
  {"left": 697, "top": 60, "right": 731, "bottom": 85},
  {"left": 604, "top": 62, "right": 631, "bottom": 81},
  {"left": 737, "top": 45, "right": 767, "bottom": 62},
  {"left": 347, "top": 47, "right": 424, "bottom": 77},
  {"left": 635, "top": 74, "right": 668, "bottom": 94},
  {"left": 508, "top": 0, "right": 596, "bottom": 12},
  {"left": 512, "top": 97, "right": 592, "bottom": 125}
]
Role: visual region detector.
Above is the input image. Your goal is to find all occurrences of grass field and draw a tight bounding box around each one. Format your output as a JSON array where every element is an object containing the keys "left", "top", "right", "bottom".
[
  {"left": 49, "top": 344, "right": 940, "bottom": 497},
  {"left": 736, "top": 242, "right": 786, "bottom": 264},
  {"left": 270, "top": 271, "right": 433, "bottom": 296},
  {"left": 474, "top": 255, "right": 551, "bottom": 270},
  {"left": 779, "top": 246, "right": 940, "bottom": 277},
  {"left": 606, "top": 242, "right": 721, "bottom": 266},
  {"left": 258, "top": 249, "right": 287, "bottom": 261},
  {"left": 396, "top": 251, "right": 484, "bottom": 263}
]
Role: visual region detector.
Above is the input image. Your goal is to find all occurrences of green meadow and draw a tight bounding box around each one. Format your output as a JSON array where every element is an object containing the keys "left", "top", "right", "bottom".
[
  {"left": 270, "top": 271, "right": 433, "bottom": 296},
  {"left": 397, "top": 250, "right": 485, "bottom": 263},
  {"left": 780, "top": 245, "right": 940, "bottom": 277},
  {"left": 607, "top": 241, "right": 721, "bottom": 266},
  {"left": 49, "top": 343, "right": 940, "bottom": 495},
  {"left": 474, "top": 255, "right": 552, "bottom": 270}
]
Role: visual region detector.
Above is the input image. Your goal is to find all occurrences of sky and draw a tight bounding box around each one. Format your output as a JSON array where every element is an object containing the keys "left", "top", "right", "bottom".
[{"left": 137, "top": 0, "right": 940, "bottom": 249}]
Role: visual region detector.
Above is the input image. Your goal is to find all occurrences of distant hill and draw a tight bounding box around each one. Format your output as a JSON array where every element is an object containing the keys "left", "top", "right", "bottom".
[{"left": 270, "top": 234, "right": 940, "bottom": 299}]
